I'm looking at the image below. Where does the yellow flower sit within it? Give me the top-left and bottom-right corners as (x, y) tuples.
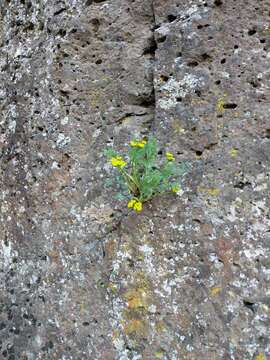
(255, 354), (266, 360)
(138, 140), (147, 148)
(130, 139), (147, 148)
(133, 201), (142, 212)
(171, 185), (180, 193)
(166, 152), (175, 161)
(111, 156), (126, 168)
(127, 199), (143, 212)
(130, 140), (138, 147)
(128, 199), (137, 208)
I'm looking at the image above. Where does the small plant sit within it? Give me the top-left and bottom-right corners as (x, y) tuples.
(104, 137), (188, 212)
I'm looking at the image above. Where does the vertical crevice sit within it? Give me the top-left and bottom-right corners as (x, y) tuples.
(147, 0), (157, 134)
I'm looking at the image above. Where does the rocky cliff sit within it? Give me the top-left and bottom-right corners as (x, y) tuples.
(0, 0), (269, 359)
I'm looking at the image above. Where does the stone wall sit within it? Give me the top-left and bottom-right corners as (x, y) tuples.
(0, 0), (269, 359)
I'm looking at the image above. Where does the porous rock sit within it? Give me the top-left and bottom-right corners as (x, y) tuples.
(0, 0), (269, 359)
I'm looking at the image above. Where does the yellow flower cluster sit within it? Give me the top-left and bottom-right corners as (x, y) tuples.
(130, 139), (147, 148)
(128, 199), (143, 212)
(171, 185), (180, 193)
(111, 156), (127, 168)
(166, 152), (175, 161)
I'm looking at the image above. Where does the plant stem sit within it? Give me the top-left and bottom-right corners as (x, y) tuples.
(131, 162), (140, 189)
(119, 168), (139, 194)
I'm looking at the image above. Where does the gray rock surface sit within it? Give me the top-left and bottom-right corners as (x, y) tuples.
(0, 0), (269, 359)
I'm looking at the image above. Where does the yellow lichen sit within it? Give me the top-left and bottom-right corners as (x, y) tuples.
(198, 186), (221, 197)
(155, 350), (165, 358)
(123, 319), (147, 336)
(124, 288), (148, 309)
(229, 148), (238, 157)
(155, 320), (167, 333)
(112, 329), (120, 340)
(107, 282), (118, 294)
(216, 94), (227, 112)
(134, 271), (151, 290)
(263, 24), (270, 33)
(210, 287), (222, 296)
(191, 98), (209, 105)
(80, 303), (86, 315)
(171, 121), (186, 134)
(89, 90), (103, 108)
(207, 188), (221, 196)
(121, 272), (152, 339)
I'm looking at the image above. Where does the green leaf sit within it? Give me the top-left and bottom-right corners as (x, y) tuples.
(104, 147), (118, 158)
(114, 192), (126, 201)
(104, 178), (114, 188)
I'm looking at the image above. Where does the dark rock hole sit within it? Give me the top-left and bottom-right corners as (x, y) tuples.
(58, 29), (66, 37)
(187, 60), (199, 67)
(265, 129), (270, 138)
(197, 24), (210, 29)
(243, 300), (256, 312)
(86, 0), (107, 5)
(157, 35), (167, 43)
(233, 181), (251, 189)
(142, 37), (157, 55)
(53, 8), (67, 16)
(160, 75), (169, 82)
(223, 103), (237, 109)
(167, 14), (177, 22)
(214, 0), (223, 5)
(248, 29), (256, 36)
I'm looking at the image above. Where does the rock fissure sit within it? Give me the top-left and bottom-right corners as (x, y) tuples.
(0, 0), (269, 359)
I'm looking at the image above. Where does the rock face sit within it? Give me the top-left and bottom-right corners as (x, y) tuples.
(0, 0), (269, 359)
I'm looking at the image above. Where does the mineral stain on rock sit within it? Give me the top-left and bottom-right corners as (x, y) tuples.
(0, 0), (270, 359)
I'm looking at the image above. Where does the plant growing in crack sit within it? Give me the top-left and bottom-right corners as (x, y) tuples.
(104, 137), (188, 212)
